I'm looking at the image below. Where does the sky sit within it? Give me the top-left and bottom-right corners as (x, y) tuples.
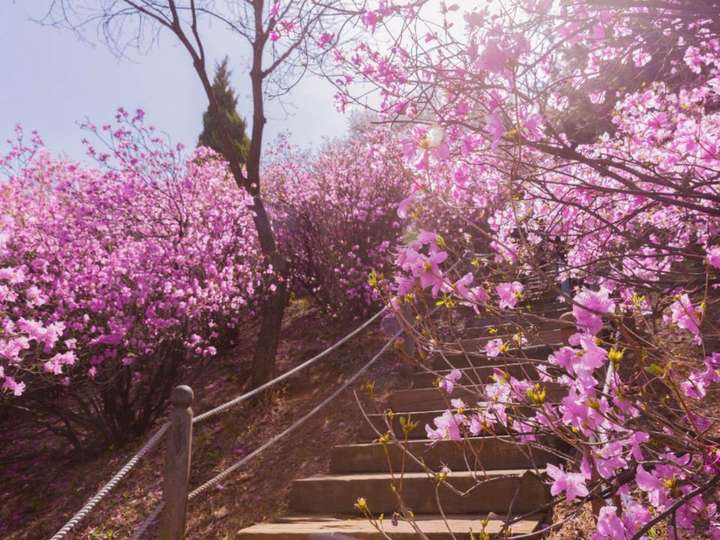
(0, 2), (349, 162)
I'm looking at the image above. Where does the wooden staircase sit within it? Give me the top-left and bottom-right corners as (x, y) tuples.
(237, 298), (569, 539)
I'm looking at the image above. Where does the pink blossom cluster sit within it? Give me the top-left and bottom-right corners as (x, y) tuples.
(333, 0), (720, 535)
(0, 111), (262, 400)
(264, 127), (411, 314)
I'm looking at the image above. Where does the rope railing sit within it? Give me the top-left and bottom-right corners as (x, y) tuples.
(131, 327), (404, 537)
(49, 423), (171, 540)
(47, 306), (390, 540)
(190, 328), (401, 500)
(193, 306), (387, 424)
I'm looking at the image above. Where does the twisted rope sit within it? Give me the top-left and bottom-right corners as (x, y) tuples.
(49, 422), (170, 540)
(192, 306), (387, 425)
(60, 307), (390, 539)
(129, 327), (403, 538)
(188, 327), (402, 499)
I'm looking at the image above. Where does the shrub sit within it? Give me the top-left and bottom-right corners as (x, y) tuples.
(0, 111), (262, 450)
(265, 127), (412, 315)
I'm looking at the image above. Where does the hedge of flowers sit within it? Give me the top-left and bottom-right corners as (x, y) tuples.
(264, 126), (412, 315)
(0, 111), (262, 446)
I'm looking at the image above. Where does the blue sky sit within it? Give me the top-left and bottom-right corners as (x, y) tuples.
(0, 2), (348, 161)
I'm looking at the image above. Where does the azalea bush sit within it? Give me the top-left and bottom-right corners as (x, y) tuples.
(334, 0), (720, 537)
(0, 111), (262, 449)
(264, 126), (412, 314)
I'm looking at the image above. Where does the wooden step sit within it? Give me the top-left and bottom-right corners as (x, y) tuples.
(330, 436), (557, 474)
(464, 308), (569, 328)
(462, 318), (571, 338)
(360, 407), (533, 440)
(289, 469), (549, 515)
(431, 343), (558, 369)
(388, 382), (565, 412)
(236, 514), (543, 538)
(460, 328), (565, 349)
(411, 363), (541, 387)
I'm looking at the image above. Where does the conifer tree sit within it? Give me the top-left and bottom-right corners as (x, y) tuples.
(198, 57), (250, 162)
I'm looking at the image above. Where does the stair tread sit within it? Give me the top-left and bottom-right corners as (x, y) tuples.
(392, 380), (564, 393)
(388, 381), (565, 410)
(415, 363), (540, 377)
(330, 436), (557, 473)
(295, 468), (540, 482)
(334, 435), (543, 450)
(237, 514), (542, 537)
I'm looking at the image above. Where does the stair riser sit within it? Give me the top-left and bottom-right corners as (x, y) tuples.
(389, 384), (565, 413)
(237, 516), (543, 539)
(289, 473), (549, 515)
(360, 408), (532, 440)
(462, 320), (569, 338)
(430, 347), (555, 369)
(460, 329), (564, 348)
(330, 439), (558, 474)
(464, 309), (569, 329)
(411, 364), (540, 387)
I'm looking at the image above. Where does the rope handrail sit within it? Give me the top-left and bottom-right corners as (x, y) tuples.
(190, 327), (401, 498)
(132, 327), (404, 537)
(49, 422), (171, 540)
(47, 306), (388, 540)
(192, 306), (387, 424)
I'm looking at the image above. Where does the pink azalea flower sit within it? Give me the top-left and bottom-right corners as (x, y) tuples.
(454, 273), (489, 305)
(2, 376), (26, 396)
(43, 351), (76, 375)
(269, 1), (280, 18)
(486, 112), (505, 145)
(361, 10), (378, 32)
(665, 294), (701, 343)
(684, 45), (704, 74)
(512, 419), (536, 443)
(485, 338), (504, 357)
(397, 195), (414, 218)
(479, 40), (511, 72)
(707, 246), (720, 269)
(549, 346), (576, 372)
(439, 368), (462, 394)
(595, 441), (627, 479)
(496, 281), (523, 309)
(415, 251), (448, 296)
(468, 415), (485, 435)
(0, 336), (30, 362)
(635, 465), (663, 507)
(629, 432), (649, 461)
(593, 506), (628, 539)
(450, 398), (466, 409)
(546, 463), (589, 501)
(425, 410), (466, 442)
(573, 288), (615, 336)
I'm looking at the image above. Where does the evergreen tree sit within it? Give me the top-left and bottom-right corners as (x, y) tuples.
(198, 57), (250, 162)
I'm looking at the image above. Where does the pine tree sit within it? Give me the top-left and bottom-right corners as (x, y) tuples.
(198, 57), (250, 162)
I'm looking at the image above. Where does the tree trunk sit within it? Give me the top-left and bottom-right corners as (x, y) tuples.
(243, 18), (289, 388)
(184, 5), (289, 389)
(252, 280), (289, 386)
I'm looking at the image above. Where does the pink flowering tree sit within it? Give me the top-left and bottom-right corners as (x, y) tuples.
(337, 0), (720, 536)
(264, 125), (412, 314)
(42, 0), (415, 390)
(0, 112), (262, 449)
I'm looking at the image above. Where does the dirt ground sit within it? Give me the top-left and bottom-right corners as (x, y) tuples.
(0, 302), (409, 540)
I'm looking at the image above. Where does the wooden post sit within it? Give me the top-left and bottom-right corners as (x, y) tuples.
(160, 385), (194, 540)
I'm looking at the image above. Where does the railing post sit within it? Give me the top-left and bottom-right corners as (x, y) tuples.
(160, 385), (194, 540)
